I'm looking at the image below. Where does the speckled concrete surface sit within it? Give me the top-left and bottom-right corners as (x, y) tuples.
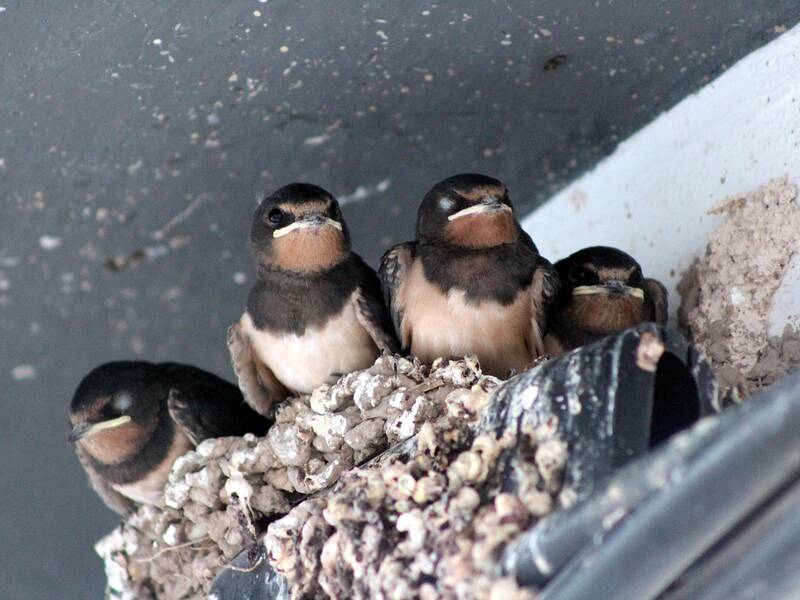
(0, 2), (797, 598)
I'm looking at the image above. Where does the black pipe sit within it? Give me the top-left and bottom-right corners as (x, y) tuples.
(662, 473), (800, 600)
(480, 323), (716, 504)
(527, 371), (800, 600)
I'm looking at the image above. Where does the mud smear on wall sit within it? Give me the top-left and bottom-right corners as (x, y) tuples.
(679, 177), (800, 399)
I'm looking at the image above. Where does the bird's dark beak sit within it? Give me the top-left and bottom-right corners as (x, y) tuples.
(604, 279), (645, 299)
(604, 280), (627, 295)
(302, 213), (337, 227)
(272, 213), (342, 238)
(572, 281), (645, 300)
(448, 197), (511, 221)
(69, 422), (92, 443)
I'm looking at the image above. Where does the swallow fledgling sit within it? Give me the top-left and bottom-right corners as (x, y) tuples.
(544, 246), (668, 356)
(228, 183), (399, 416)
(379, 173), (559, 378)
(69, 361), (273, 515)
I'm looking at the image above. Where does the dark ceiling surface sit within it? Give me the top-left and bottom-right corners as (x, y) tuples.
(0, 1), (797, 598)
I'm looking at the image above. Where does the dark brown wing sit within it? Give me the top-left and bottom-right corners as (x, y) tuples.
(378, 242), (415, 350)
(227, 321), (288, 417)
(75, 444), (137, 516)
(353, 280), (400, 354)
(529, 255), (561, 356)
(167, 381), (273, 447)
(643, 278), (669, 324)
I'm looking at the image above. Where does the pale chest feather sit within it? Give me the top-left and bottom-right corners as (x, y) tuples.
(401, 261), (534, 377)
(241, 295), (379, 394)
(112, 430), (193, 505)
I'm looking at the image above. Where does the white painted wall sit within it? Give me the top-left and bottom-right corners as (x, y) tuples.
(522, 24), (800, 333)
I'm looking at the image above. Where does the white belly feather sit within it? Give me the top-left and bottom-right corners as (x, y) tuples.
(402, 261), (533, 376)
(241, 296), (378, 394)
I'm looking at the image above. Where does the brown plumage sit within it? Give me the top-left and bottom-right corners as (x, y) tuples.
(229, 183), (398, 417)
(379, 173), (559, 378)
(544, 246), (668, 356)
(69, 361), (272, 515)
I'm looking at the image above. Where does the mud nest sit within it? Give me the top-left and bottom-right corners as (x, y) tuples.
(97, 355), (567, 599)
(264, 388), (566, 600)
(679, 177), (800, 398)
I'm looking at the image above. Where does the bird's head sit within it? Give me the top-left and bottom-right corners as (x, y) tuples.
(69, 362), (164, 463)
(416, 173), (519, 249)
(250, 183), (350, 273)
(555, 246), (648, 332)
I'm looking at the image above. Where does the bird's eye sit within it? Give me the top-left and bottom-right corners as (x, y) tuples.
(112, 392), (132, 413)
(629, 268), (643, 286)
(267, 208), (284, 225)
(329, 203), (341, 220)
(570, 266), (598, 285)
(438, 196), (454, 211)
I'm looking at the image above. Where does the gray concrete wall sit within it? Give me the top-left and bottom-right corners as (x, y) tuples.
(1, 2), (797, 598)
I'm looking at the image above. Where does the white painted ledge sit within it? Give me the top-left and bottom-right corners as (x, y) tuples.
(522, 24), (800, 332)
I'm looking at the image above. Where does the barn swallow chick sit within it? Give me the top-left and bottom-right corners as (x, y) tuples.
(544, 246), (668, 356)
(379, 173), (559, 378)
(69, 361), (272, 515)
(228, 183), (399, 416)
